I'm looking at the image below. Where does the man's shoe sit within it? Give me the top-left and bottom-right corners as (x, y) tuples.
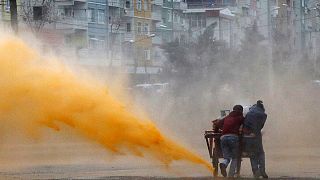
(261, 171), (268, 179)
(253, 170), (260, 178)
(219, 163), (227, 177)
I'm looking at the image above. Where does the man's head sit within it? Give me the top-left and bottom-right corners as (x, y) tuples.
(256, 100), (265, 110)
(233, 105), (243, 113)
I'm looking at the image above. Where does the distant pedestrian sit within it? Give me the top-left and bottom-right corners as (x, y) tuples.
(215, 105), (244, 177)
(243, 100), (268, 178)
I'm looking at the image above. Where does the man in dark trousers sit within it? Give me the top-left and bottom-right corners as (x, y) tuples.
(243, 100), (268, 178)
(216, 105), (244, 177)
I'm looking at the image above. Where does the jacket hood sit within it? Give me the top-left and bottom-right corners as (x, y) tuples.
(249, 104), (265, 113)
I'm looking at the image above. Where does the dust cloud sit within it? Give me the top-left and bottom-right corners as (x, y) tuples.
(135, 27), (320, 176)
(0, 33), (213, 173)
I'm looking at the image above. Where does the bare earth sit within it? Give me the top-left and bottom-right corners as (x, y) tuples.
(0, 141), (319, 179)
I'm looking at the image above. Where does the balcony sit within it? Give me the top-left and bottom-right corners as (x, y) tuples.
(56, 16), (88, 30)
(151, 0), (163, 6)
(152, 11), (162, 21)
(152, 36), (162, 45)
(123, 32), (134, 42)
(55, 0), (74, 6)
(174, 2), (187, 10)
(123, 8), (134, 17)
(74, 0), (86, 3)
(108, 0), (124, 8)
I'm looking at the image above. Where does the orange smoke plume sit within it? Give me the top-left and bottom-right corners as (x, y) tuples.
(0, 36), (213, 172)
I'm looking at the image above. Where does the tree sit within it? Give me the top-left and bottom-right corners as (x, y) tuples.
(236, 22), (269, 98)
(161, 22), (228, 80)
(21, 0), (57, 33)
(109, 13), (122, 67)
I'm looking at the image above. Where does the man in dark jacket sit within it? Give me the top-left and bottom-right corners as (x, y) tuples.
(243, 100), (268, 178)
(216, 105), (244, 177)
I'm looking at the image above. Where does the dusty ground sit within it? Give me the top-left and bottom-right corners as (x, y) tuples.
(0, 140), (319, 179)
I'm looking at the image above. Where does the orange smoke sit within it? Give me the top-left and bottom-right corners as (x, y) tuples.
(0, 36), (212, 172)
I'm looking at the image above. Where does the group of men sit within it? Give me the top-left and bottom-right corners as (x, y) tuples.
(214, 100), (268, 178)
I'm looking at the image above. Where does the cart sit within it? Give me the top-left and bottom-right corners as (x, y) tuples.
(204, 110), (250, 177)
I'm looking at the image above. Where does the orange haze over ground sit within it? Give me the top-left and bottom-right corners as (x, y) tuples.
(0, 36), (212, 172)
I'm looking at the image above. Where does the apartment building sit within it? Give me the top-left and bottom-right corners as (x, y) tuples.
(55, 0), (88, 57)
(0, 0), (12, 27)
(121, 0), (159, 82)
(182, 0), (238, 47)
(87, 0), (108, 64)
(108, 0), (125, 67)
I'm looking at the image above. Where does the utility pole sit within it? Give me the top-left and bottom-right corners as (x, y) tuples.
(267, 0), (271, 41)
(267, 0), (274, 97)
(106, 0), (110, 68)
(171, 0), (174, 41)
(229, 19), (232, 48)
(9, 0), (18, 34)
(300, 0), (305, 51)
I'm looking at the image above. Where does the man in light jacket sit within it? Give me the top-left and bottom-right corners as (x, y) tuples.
(243, 100), (268, 178)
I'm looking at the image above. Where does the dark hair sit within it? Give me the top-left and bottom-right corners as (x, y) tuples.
(257, 100), (265, 110)
(233, 105), (243, 112)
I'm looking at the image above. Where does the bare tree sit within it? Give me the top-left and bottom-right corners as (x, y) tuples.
(21, 0), (57, 33)
(109, 9), (122, 67)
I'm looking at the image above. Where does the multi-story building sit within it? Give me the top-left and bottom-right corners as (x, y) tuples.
(149, 0), (188, 77)
(304, 0), (320, 77)
(108, 0), (126, 67)
(182, 0), (238, 47)
(0, 0), (12, 27)
(157, 0), (188, 43)
(55, 0), (88, 58)
(86, 0), (108, 65)
(121, 0), (160, 82)
(54, 0), (109, 68)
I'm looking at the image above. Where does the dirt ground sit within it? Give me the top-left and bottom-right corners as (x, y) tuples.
(0, 140), (319, 179)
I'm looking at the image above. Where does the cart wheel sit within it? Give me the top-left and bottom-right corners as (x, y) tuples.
(236, 158), (242, 177)
(212, 152), (219, 177)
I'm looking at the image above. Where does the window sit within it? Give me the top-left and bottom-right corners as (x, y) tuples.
(89, 36), (105, 49)
(144, 0), (148, 10)
(137, 0), (142, 11)
(65, 34), (71, 45)
(97, 10), (105, 24)
(126, 23), (131, 32)
(137, 22), (142, 34)
(33, 6), (43, 21)
(144, 49), (150, 60)
(144, 23), (149, 35)
(174, 12), (178, 22)
(197, 15), (202, 27)
(88, 8), (95, 22)
(89, 36), (97, 49)
(5, 0), (10, 12)
(180, 14), (184, 24)
(64, 7), (73, 17)
(191, 15), (197, 27)
(202, 16), (206, 27)
(162, 17), (167, 24)
(242, 7), (249, 16)
(168, 11), (171, 22)
(257, 0), (261, 8)
(97, 37), (105, 49)
(126, 0), (130, 8)
(223, 0), (236, 6)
